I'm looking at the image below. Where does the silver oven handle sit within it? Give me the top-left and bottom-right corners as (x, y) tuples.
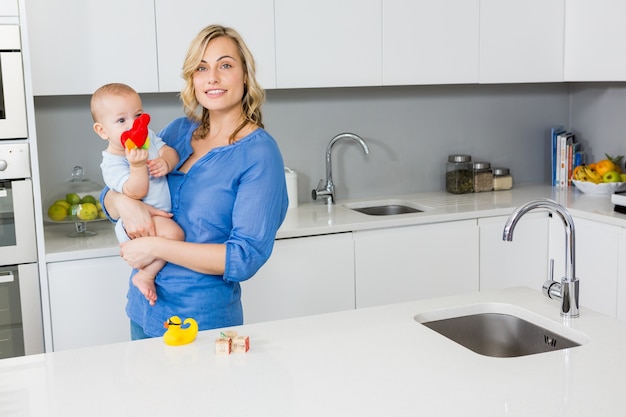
(0, 270), (14, 283)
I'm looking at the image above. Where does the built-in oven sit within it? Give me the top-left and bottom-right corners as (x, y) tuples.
(0, 25), (28, 140)
(0, 143), (43, 358)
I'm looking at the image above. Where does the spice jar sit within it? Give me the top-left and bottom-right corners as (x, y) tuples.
(473, 161), (493, 192)
(446, 154), (474, 194)
(493, 167), (513, 191)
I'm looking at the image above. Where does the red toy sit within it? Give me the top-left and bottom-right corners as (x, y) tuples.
(120, 113), (151, 150)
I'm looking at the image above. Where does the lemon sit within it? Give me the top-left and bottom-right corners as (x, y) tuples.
(48, 203), (68, 221)
(66, 193), (81, 205)
(54, 199), (71, 210)
(76, 203), (98, 220)
(80, 194), (97, 204)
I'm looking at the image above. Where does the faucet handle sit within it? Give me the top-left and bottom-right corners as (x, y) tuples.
(311, 179), (324, 200)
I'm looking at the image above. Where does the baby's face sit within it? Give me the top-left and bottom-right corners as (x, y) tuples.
(96, 93), (144, 151)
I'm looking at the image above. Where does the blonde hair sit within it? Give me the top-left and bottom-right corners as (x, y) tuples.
(180, 25), (265, 143)
(90, 83), (139, 122)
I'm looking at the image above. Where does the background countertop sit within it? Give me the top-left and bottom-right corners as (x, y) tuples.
(43, 184), (626, 262)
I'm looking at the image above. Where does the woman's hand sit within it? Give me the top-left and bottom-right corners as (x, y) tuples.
(104, 189), (172, 239)
(119, 237), (160, 270)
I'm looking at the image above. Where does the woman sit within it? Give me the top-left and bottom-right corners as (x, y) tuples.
(103, 25), (288, 339)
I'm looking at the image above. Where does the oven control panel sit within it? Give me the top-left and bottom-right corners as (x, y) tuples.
(0, 143), (30, 180)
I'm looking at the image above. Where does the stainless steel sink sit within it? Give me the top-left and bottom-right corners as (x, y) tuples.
(351, 204), (422, 216)
(415, 303), (587, 358)
(344, 200), (429, 216)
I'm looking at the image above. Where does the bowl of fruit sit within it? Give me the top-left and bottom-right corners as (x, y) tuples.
(572, 155), (626, 196)
(44, 166), (107, 236)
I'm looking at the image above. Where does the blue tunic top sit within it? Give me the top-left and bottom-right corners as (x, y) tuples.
(119, 117), (288, 336)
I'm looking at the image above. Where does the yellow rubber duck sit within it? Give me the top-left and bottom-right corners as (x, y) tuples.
(163, 316), (198, 346)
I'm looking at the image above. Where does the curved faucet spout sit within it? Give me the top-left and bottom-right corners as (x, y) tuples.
(312, 132), (370, 204)
(502, 198), (579, 318)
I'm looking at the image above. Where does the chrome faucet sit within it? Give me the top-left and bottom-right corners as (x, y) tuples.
(502, 199), (579, 318)
(312, 132), (370, 204)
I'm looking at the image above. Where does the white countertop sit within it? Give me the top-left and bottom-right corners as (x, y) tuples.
(2, 287), (626, 416)
(43, 184), (626, 262)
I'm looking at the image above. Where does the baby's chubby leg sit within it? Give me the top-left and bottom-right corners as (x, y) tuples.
(153, 215), (185, 241)
(132, 266), (159, 306)
(131, 216), (184, 306)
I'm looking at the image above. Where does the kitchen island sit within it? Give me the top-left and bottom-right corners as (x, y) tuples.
(2, 287), (625, 416)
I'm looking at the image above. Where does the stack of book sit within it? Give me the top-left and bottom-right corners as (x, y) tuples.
(551, 126), (585, 187)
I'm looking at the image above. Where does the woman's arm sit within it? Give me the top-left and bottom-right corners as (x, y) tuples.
(120, 237), (226, 275)
(102, 188), (171, 238)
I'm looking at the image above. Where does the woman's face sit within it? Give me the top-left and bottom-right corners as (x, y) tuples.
(193, 36), (246, 117)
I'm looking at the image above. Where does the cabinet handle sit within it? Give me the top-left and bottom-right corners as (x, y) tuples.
(0, 271), (14, 284)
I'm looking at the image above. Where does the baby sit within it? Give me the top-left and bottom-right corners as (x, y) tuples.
(91, 83), (184, 306)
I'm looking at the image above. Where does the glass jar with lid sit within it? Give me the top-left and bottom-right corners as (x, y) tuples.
(493, 167), (513, 191)
(473, 161), (493, 192)
(446, 154), (474, 194)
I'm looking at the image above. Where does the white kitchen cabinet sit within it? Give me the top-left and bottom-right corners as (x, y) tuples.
(354, 220), (479, 308)
(154, 0), (275, 92)
(274, 0), (381, 88)
(617, 228), (626, 321)
(549, 216), (619, 317)
(0, 0), (18, 16)
(479, 0), (564, 83)
(564, 0), (626, 81)
(479, 213), (549, 291)
(241, 233), (355, 324)
(24, 0), (158, 95)
(47, 256), (131, 351)
(382, 0), (479, 86)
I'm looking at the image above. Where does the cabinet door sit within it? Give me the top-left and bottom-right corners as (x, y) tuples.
(47, 256), (131, 351)
(617, 228), (626, 321)
(479, 0), (564, 83)
(479, 213), (549, 291)
(354, 220), (479, 309)
(154, 0), (275, 92)
(25, 0), (158, 95)
(0, 0), (18, 16)
(550, 216), (618, 317)
(241, 233), (355, 324)
(275, 0), (381, 88)
(564, 0), (626, 81)
(383, 0), (479, 85)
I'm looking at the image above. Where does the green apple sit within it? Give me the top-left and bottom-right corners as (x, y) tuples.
(602, 170), (621, 183)
(620, 173), (626, 182)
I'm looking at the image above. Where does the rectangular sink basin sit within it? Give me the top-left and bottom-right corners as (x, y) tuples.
(414, 303), (587, 358)
(344, 199), (429, 216)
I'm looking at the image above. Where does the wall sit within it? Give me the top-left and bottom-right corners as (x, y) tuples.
(34, 83), (570, 205)
(569, 83), (626, 163)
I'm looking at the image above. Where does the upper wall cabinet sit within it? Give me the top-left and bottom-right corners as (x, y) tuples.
(479, 0), (564, 83)
(154, 0), (276, 93)
(275, 0), (381, 89)
(382, 0), (479, 85)
(564, 0), (626, 81)
(0, 0), (18, 16)
(25, 0), (158, 96)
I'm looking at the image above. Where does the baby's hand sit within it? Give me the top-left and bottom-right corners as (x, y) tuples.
(126, 148), (149, 167)
(147, 157), (170, 177)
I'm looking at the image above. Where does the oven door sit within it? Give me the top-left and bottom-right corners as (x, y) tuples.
(0, 178), (37, 265)
(0, 263), (43, 358)
(0, 25), (28, 140)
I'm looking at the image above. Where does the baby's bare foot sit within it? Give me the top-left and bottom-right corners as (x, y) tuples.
(132, 272), (157, 306)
